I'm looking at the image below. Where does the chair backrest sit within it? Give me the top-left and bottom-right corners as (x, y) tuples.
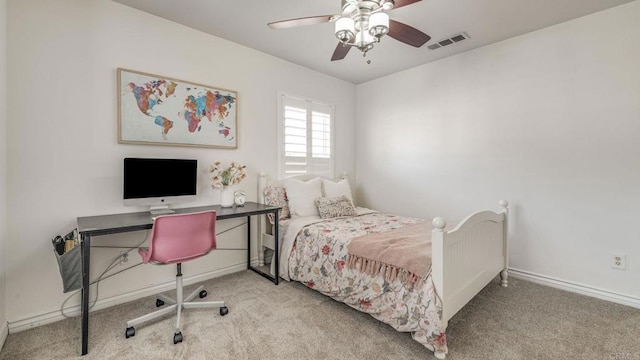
(145, 210), (217, 264)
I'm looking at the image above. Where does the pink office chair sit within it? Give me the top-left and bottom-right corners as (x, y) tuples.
(125, 210), (228, 344)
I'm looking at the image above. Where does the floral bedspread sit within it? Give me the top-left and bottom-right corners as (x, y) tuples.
(287, 212), (448, 354)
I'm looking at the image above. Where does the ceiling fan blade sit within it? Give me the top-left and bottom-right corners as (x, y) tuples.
(388, 19), (431, 48)
(392, 0), (422, 9)
(331, 42), (352, 61)
(268, 15), (335, 29)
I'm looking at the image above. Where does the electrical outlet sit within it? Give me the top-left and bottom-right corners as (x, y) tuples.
(120, 251), (129, 264)
(611, 253), (626, 270)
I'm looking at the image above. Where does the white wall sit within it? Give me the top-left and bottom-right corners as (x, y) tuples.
(5, 0), (356, 327)
(0, 0), (7, 346)
(356, 2), (640, 300)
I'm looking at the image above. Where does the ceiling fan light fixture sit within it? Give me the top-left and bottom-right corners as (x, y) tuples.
(368, 12), (390, 38)
(335, 17), (355, 43)
(355, 30), (375, 52)
(381, 0), (395, 11)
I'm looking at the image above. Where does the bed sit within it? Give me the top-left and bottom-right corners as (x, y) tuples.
(257, 173), (509, 359)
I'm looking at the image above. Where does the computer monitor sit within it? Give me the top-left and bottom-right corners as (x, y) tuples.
(123, 157), (197, 215)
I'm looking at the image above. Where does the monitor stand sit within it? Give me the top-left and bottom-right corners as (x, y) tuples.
(150, 205), (175, 215)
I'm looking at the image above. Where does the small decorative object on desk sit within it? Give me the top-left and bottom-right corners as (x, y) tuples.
(210, 161), (247, 207)
(234, 190), (246, 206)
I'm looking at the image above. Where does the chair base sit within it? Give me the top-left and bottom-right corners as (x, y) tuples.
(125, 273), (227, 343)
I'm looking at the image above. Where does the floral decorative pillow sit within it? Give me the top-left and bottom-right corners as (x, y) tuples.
(314, 196), (356, 219)
(263, 185), (290, 223)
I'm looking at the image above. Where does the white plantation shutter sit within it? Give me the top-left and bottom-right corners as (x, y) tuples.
(279, 93), (335, 179)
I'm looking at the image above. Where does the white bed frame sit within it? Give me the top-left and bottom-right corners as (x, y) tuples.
(257, 173), (508, 360)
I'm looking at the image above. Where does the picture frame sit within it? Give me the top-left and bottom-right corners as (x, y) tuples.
(117, 68), (238, 149)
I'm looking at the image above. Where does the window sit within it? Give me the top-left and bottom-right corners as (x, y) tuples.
(278, 92), (335, 179)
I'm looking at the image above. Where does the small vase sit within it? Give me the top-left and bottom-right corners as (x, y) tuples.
(220, 186), (234, 208)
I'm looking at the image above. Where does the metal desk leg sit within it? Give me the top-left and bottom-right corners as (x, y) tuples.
(246, 215), (250, 270)
(274, 210), (279, 285)
(81, 233), (91, 355)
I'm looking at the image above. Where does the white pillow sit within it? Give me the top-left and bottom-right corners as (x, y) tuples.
(283, 177), (322, 217)
(322, 178), (354, 205)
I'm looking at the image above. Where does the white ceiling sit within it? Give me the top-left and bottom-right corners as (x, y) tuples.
(112, 0), (633, 84)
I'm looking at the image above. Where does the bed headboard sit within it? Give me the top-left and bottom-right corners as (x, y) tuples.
(257, 172), (348, 205)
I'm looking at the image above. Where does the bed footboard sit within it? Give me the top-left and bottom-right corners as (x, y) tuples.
(431, 201), (509, 323)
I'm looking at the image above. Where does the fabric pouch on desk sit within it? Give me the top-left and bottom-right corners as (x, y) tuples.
(53, 238), (82, 293)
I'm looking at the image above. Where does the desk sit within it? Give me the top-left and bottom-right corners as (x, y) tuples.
(76, 202), (280, 355)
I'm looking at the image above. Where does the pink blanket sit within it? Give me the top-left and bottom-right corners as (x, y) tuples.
(346, 221), (433, 287)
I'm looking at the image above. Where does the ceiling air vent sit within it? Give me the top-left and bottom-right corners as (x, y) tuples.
(428, 32), (470, 50)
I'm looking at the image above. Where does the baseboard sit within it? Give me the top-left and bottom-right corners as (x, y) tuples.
(509, 268), (640, 309)
(0, 320), (8, 352)
(9, 260), (259, 334)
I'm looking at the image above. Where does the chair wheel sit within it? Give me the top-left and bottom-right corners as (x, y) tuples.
(125, 327), (135, 338)
(199, 290), (207, 298)
(220, 306), (229, 316)
(173, 332), (183, 344)
(156, 299), (165, 307)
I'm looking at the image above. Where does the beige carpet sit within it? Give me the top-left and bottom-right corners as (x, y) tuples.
(1, 270), (639, 360)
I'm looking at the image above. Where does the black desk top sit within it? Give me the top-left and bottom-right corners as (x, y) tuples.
(77, 202), (279, 236)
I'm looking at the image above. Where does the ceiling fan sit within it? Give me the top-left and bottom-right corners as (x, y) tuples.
(268, 0), (431, 61)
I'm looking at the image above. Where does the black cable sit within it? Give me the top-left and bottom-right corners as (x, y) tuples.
(59, 230), (150, 318)
(59, 221), (249, 317)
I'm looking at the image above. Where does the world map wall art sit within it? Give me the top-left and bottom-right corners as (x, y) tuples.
(118, 68), (238, 149)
